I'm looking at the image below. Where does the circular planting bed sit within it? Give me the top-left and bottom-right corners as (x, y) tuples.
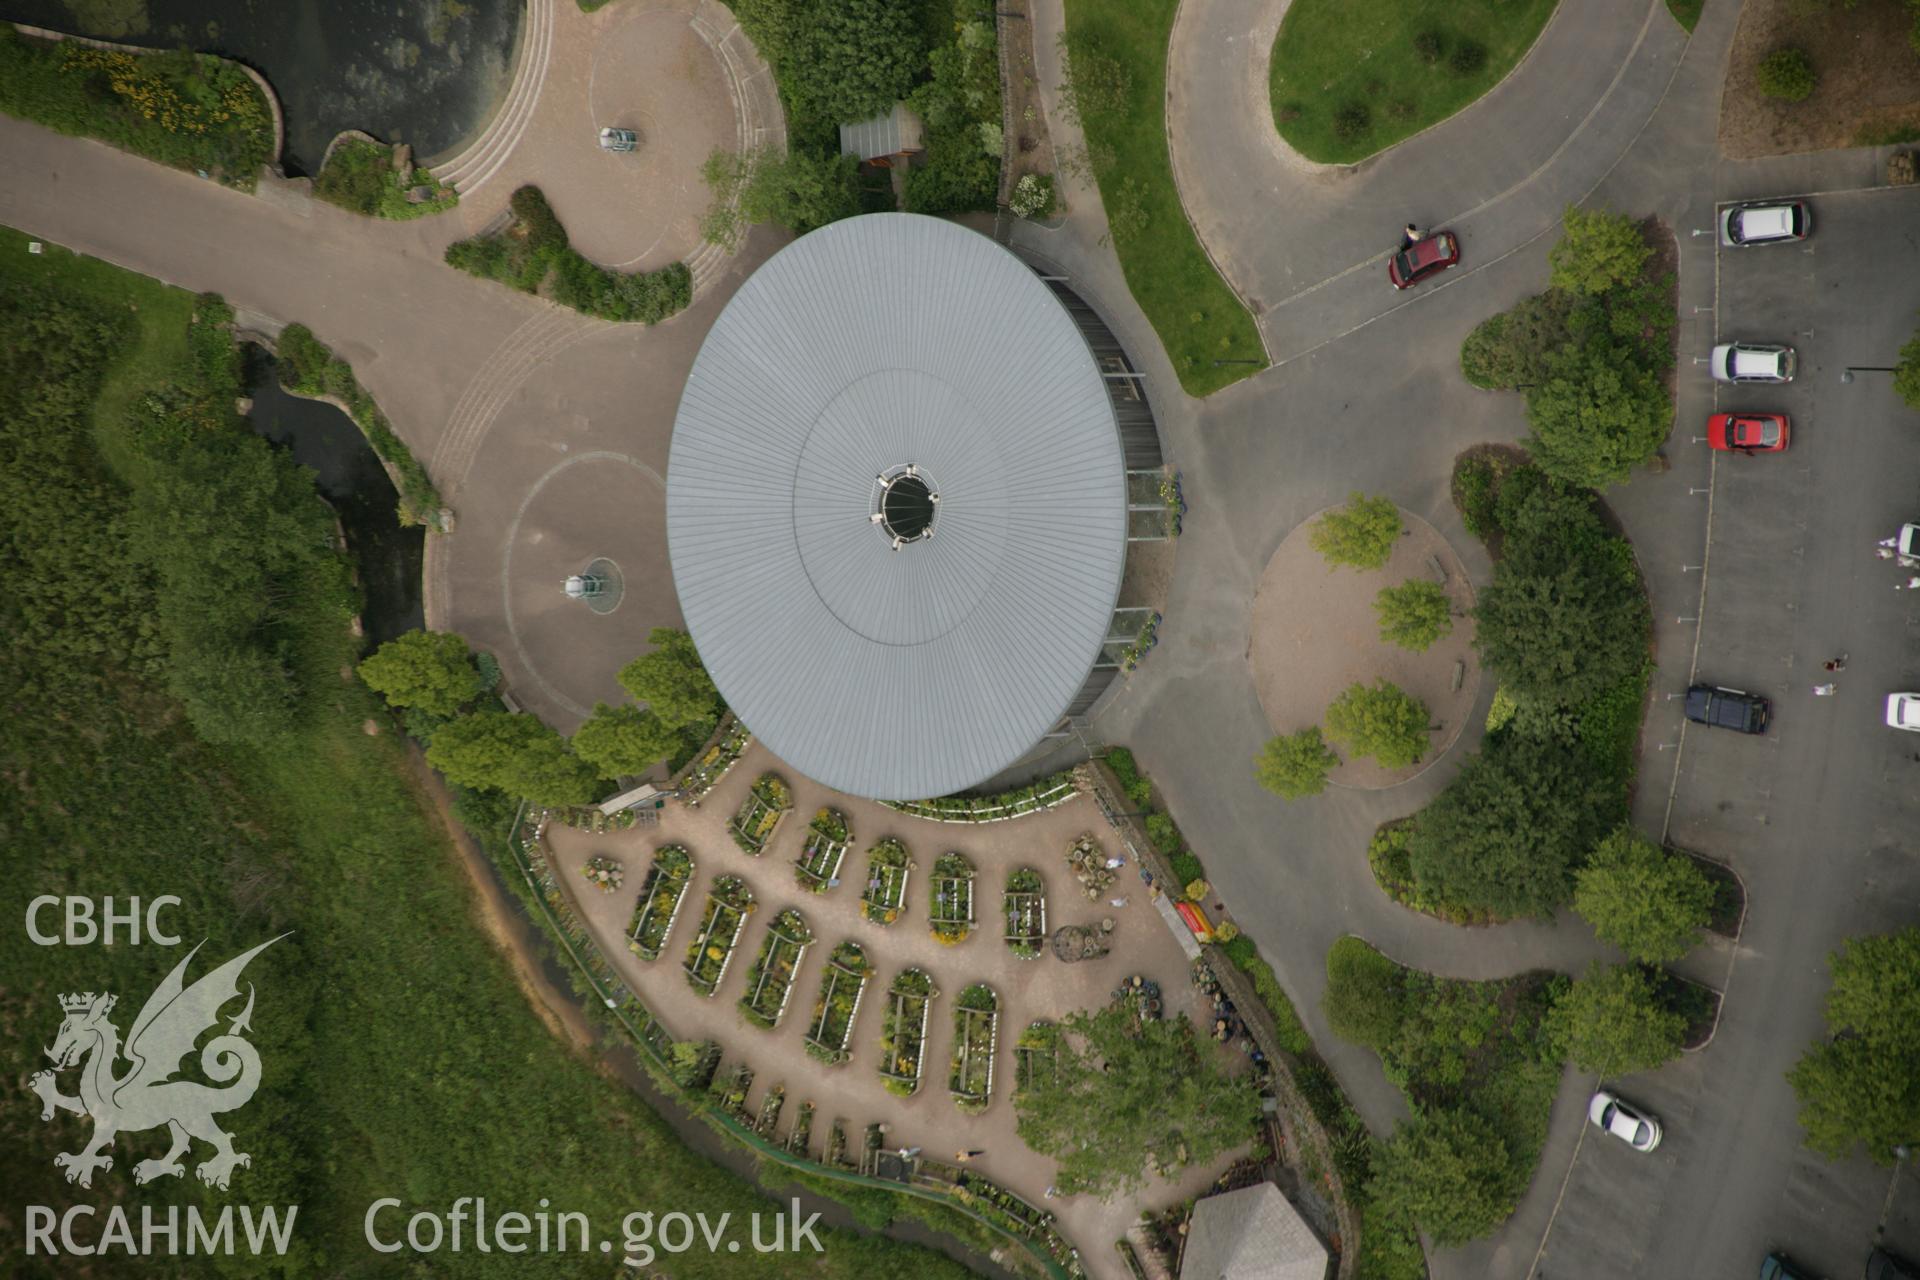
(1250, 506), (1482, 789)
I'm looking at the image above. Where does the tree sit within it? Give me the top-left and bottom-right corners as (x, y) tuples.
(1323, 937), (1404, 1051)
(1459, 289), (1576, 390)
(1574, 828), (1715, 963)
(1255, 727), (1340, 799)
(1523, 335), (1674, 487)
(1325, 680), (1430, 769)
(1014, 1005), (1259, 1196)
(1550, 962), (1685, 1077)
(1755, 46), (1816, 102)
(1369, 1107), (1518, 1247)
(1406, 732), (1617, 918)
(1894, 326), (1920, 412)
(1309, 492), (1402, 570)
(616, 628), (720, 731)
(357, 630), (483, 717)
(788, 0), (923, 125)
(1472, 482), (1649, 708)
(572, 703), (681, 777)
(1374, 579), (1453, 651)
(1788, 929), (1920, 1162)
(1548, 206), (1651, 297)
(701, 148), (863, 248)
(426, 711), (600, 805)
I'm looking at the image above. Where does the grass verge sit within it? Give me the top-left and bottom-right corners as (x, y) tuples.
(1665, 0), (1703, 32)
(1061, 0), (1266, 396)
(1268, 0), (1559, 164)
(0, 26), (273, 182)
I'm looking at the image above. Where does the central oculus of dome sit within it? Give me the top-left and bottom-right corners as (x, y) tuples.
(873, 464), (938, 547)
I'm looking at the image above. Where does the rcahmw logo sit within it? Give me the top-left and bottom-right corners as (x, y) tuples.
(23, 906), (298, 1258)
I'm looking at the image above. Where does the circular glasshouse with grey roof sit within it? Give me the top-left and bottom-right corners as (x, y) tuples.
(667, 214), (1163, 802)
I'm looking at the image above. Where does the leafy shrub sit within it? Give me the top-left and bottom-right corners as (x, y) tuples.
(1549, 206), (1653, 297)
(1448, 40), (1487, 75)
(1325, 680), (1430, 769)
(1311, 492), (1403, 570)
(1010, 172), (1056, 219)
(1332, 102), (1372, 141)
(1144, 812), (1183, 856)
(1255, 726), (1341, 799)
(1170, 851), (1205, 885)
(511, 185), (570, 252)
(1547, 963), (1686, 1076)
(1756, 46), (1816, 102)
(1374, 579), (1453, 651)
(1454, 456), (1500, 538)
(1370, 1107), (1518, 1247)
(1324, 937), (1404, 1050)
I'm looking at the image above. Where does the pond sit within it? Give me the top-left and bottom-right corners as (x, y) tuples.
(243, 344), (423, 647)
(3, 0), (521, 174)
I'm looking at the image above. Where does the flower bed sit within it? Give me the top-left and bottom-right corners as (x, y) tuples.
(795, 808), (851, 893)
(929, 851), (976, 944)
(879, 968), (936, 1097)
(1003, 867), (1047, 959)
(860, 838), (913, 926)
(738, 908), (814, 1030)
(581, 854), (624, 894)
(729, 772), (792, 855)
(948, 983), (999, 1112)
(883, 768), (1081, 823)
(626, 845), (694, 960)
(677, 718), (749, 803)
(804, 940), (872, 1065)
(711, 1061), (754, 1118)
(683, 875), (755, 996)
(786, 1100), (815, 1154)
(1014, 1020), (1059, 1095)
(755, 1084), (785, 1135)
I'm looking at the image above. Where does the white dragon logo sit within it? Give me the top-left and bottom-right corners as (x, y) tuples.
(31, 936), (284, 1191)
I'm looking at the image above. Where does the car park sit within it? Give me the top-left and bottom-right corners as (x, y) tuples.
(1867, 1247), (1920, 1280)
(1711, 343), (1797, 384)
(1760, 1253), (1816, 1280)
(1887, 693), (1920, 732)
(1685, 684), (1771, 734)
(1708, 412), (1790, 453)
(1720, 199), (1811, 247)
(1587, 1090), (1662, 1152)
(1387, 230), (1460, 289)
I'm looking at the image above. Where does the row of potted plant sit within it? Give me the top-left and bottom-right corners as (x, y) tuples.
(929, 852), (976, 944)
(860, 838), (913, 925)
(794, 807), (850, 893)
(729, 771), (792, 855)
(683, 874), (755, 996)
(627, 844), (695, 961)
(879, 968), (936, 1097)
(1003, 867), (1047, 959)
(737, 908), (813, 1030)
(803, 940), (872, 1065)
(882, 768), (1082, 823)
(949, 982), (999, 1113)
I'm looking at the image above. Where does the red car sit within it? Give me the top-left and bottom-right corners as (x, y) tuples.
(1388, 230), (1460, 289)
(1707, 412), (1789, 453)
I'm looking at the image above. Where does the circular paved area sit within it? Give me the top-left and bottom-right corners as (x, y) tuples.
(1249, 507), (1480, 789)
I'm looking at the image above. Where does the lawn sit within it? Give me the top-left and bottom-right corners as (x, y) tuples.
(1666, 0), (1703, 31)
(1268, 0), (1560, 164)
(0, 235), (980, 1280)
(1062, 0), (1267, 396)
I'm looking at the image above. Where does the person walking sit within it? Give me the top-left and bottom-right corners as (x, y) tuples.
(1403, 222), (1423, 243)
(955, 1149), (983, 1162)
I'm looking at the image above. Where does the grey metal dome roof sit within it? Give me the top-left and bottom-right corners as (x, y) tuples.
(667, 214), (1126, 801)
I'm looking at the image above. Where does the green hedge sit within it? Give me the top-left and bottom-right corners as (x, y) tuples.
(445, 186), (692, 324)
(314, 137), (457, 219)
(275, 322), (445, 527)
(0, 29), (273, 182)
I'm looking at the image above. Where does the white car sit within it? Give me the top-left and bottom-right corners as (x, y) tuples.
(1901, 523), (1920, 558)
(1710, 343), (1797, 384)
(1719, 199), (1811, 247)
(1588, 1089), (1662, 1152)
(1888, 693), (1920, 732)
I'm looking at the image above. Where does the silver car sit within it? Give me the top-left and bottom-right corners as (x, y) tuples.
(1710, 342), (1796, 384)
(1719, 199), (1811, 247)
(1588, 1089), (1662, 1152)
